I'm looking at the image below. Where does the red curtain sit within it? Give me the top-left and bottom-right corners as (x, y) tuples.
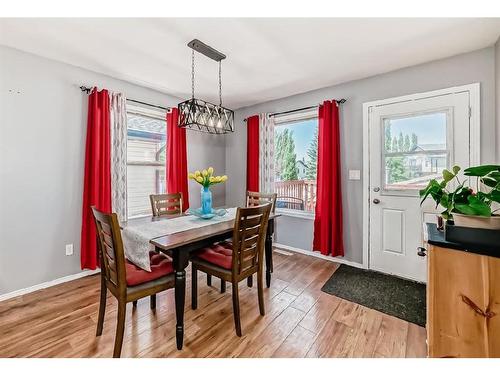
(166, 108), (189, 210)
(80, 89), (112, 270)
(246, 115), (260, 192)
(313, 100), (344, 257)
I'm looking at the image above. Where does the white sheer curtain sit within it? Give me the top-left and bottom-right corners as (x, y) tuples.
(110, 92), (128, 222)
(259, 113), (275, 193)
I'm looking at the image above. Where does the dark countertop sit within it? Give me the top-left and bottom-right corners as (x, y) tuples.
(426, 223), (500, 259)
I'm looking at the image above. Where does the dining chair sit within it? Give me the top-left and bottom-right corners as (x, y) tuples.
(190, 203), (272, 336)
(150, 192), (218, 292)
(246, 191), (277, 213)
(150, 192), (183, 217)
(244, 191), (277, 288)
(91, 206), (175, 357)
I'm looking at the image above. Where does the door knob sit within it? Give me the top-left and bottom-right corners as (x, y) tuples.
(373, 198), (380, 204)
(417, 247), (427, 257)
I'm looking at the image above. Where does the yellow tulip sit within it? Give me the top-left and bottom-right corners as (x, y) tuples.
(195, 176), (204, 184)
(194, 170), (201, 177)
(188, 173), (195, 179)
(209, 176), (215, 183)
(208, 167), (214, 176)
(221, 175), (228, 182)
(202, 169), (208, 177)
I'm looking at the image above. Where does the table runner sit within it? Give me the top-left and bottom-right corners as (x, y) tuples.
(122, 208), (237, 271)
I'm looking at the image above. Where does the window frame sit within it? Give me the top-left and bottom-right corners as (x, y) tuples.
(126, 103), (168, 219)
(273, 108), (318, 218)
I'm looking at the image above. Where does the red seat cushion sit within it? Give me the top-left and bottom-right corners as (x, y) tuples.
(196, 242), (233, 269)
(125, 251), (174, 286)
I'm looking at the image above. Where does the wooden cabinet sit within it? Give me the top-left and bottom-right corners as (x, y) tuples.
(427, 244), (500, 357)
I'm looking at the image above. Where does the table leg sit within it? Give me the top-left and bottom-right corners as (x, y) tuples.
(171, 249), (190, 350)
(265, 219), (274, 288)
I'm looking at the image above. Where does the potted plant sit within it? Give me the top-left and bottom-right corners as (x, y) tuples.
(419, 164), (500, 230)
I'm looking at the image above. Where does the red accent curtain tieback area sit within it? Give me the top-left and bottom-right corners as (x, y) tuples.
(166, 108), (190, 210)
(80, 88), (112, 270)
(313, 100), (344, 257)
(246, 115), (260, 192)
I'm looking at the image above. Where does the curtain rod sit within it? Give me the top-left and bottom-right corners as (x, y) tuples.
(79, 86), (172, 112)
(243, 99), (346, 122)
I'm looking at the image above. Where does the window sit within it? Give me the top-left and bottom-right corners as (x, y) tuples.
(383, 111), (449, 192)
(274, 110), (318, 213)
(126, 107), (166, 218)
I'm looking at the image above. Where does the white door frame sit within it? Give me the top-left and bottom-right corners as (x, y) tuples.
(362, 83), (481, 270)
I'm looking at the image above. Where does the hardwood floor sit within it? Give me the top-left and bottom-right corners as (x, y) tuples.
(0, 250), (427, 358)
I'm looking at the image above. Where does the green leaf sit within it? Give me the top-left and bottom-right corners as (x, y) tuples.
(419, 179), (439, 202)
(481, 177), (499, 188)
(455, 204), (478, 216)
(464, 165), (500, 177)
(488, 171), (500, 181)
(442, 169), (454, 182)
(489, 190), (500, 203)
(452, 165), (461, 175)
(467, 195), (492, 216)
(439, 194), (449, 208)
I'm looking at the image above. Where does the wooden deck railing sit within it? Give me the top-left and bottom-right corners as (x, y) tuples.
(274, 180), (317, 212)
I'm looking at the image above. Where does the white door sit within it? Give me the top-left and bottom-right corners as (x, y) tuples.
(368, 90), (473, 282)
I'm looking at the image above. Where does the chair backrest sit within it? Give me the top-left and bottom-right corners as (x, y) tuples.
(231, 203), (272, 277)
(91, 207), (127, 293)
(276, 196), (304, 211)
(150, 193), (183, 217)
(246, 191), (277, 213)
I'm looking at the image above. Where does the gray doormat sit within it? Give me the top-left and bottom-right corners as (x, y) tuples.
(321, 265), (426, 327)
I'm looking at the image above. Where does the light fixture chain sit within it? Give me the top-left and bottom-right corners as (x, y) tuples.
(219, 60), (222, 106)
(191, 49), (195, 99)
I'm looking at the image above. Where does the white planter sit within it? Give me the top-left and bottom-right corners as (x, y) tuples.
(452, 213), (500, 230)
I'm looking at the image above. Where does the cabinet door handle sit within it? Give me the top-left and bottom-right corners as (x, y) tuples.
(417, 247), (427, 257)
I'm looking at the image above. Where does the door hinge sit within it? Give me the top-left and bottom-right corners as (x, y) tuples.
(469, 106), (472, 118)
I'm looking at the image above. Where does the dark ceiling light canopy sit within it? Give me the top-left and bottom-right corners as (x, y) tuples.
(178, 39), (234, 134)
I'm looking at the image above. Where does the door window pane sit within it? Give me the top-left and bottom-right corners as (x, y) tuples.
(383, 112), (448, 191)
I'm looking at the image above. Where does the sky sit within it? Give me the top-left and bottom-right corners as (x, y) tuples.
(275, 118), (318, 162)
(274, 112), (446, 163)
(387, 112), (447, 147)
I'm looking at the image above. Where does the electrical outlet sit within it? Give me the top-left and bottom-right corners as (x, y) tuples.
(65, 244), (74, 256)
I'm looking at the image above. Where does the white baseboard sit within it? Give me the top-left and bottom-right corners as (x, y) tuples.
(274, 243), (365, 269)
(0, 269), (100, 302)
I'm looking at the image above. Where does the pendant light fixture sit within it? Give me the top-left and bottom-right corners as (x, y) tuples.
(177, 39), (234, 134)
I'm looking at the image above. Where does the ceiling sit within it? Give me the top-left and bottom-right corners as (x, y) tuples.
(1, 18), (499, 109)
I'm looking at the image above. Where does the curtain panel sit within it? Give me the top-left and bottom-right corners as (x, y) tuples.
(246, 115), (260, 192)
(80, 88), (112, 270)
(259, 114), (275, 193)
(110, 92), (128, 222)
(313, 100), (344, 257)
(166, 108), (190, 210)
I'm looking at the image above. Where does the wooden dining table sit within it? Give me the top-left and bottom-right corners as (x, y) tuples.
(124, 210), (280, 350)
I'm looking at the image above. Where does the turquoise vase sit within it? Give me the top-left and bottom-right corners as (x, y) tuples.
(201, 186), (213, 215)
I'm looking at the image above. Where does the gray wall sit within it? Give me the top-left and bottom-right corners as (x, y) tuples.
(226, 47), (497, 264)
(0, 46), (226, 295)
